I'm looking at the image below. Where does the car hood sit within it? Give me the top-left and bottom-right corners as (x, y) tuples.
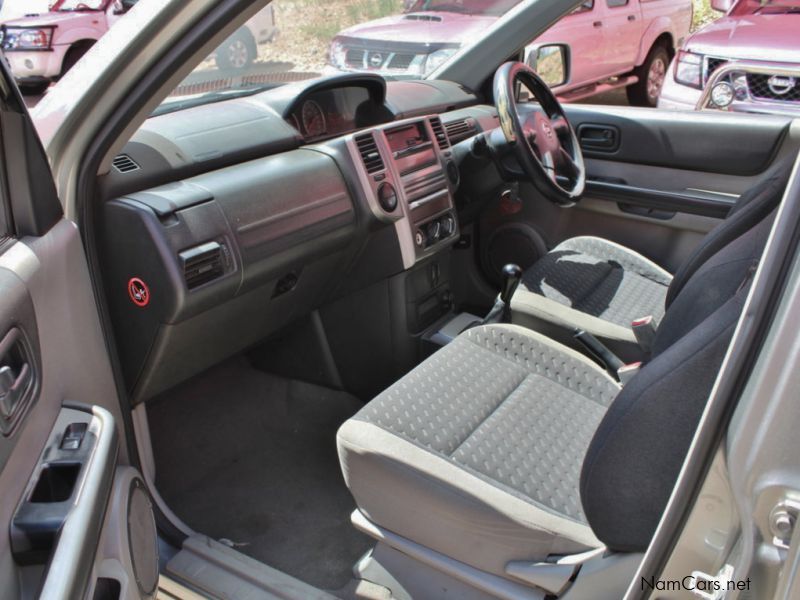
(686, 13), (800, 63)
(2, 11), (98, 28)
(337, 12), (497, 46)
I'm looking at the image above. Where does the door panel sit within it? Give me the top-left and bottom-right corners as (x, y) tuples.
(479, 105), (800, 284)
(0, 61), (154, 600)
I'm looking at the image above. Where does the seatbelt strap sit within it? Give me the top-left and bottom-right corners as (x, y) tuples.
(573, 329), (625, 381)
(631, 315), (657, 354)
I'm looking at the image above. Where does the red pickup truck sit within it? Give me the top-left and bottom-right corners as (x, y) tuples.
(329, 0), (693, 107)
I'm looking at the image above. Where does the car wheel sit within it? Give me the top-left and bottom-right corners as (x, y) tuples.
(18, 82), (50, 96)
(627, 44), (670, 108)
(215, 31), (255, 71)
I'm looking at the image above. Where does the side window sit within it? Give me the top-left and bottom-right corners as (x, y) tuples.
(572, 0), (594, 13)
(607, 0), (629, 7)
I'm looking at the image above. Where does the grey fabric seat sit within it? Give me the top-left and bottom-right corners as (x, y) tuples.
(511, 165), (791, 359)
(338, 165), (791, 583)
(338, 324), (615, 576)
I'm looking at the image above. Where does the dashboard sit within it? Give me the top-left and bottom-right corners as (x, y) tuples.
(97, 73), (492, 404)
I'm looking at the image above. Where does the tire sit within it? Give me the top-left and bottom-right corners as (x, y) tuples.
(626, 44), (670, 108)
(19, 82), (50, 96)
(215, 30), (255, 71)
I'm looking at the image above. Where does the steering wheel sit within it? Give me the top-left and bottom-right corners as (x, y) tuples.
(493, 62), (585, 207)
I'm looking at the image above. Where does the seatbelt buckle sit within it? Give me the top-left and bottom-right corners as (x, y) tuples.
(631, 315), (657, 354)
(617, 362), (642, 385)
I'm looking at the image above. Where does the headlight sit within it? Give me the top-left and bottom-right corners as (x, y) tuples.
(423, 48), (458, 76)
(675, 51), (703, 89)
(329, 40), (347, 69)
(3, 27), (54, 50)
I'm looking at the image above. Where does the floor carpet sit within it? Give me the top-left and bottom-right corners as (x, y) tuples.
(147, 356), (371, 591)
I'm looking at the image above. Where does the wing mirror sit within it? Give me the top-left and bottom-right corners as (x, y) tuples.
(526, 44), (570, 88)
(710, 0), (734, 12)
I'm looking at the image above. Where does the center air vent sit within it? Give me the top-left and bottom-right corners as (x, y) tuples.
(355, 133), (385, 174)
(180, 241), (225, 290)
(444, 118), (478, 144)
(112, 154), (140, 174)
(430, 117), (450, 149)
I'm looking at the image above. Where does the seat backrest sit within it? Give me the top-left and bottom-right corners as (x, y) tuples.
(579, 187), (784, 552)
(665, 161), (792, 308)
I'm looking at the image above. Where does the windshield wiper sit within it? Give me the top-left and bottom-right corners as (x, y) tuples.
(152, 85), (278, 117)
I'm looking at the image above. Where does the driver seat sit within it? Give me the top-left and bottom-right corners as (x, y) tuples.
(510, 164), (790, 360)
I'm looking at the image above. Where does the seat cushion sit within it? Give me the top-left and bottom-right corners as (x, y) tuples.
(511, 237), (673, 359)
(337, 324), (619, 576)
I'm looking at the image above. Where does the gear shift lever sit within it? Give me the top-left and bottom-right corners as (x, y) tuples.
(500, 264), (523, 308)
(475, 263), (522, 327)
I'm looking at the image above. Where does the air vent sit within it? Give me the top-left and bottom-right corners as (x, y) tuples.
(403, 13), (443, 22)
(430, 117), (450, 149)
(444, 119), (477, 144)
(355, 133), (385, 174)
(112, 154), (140, 174)
(180, 241), (225, 290)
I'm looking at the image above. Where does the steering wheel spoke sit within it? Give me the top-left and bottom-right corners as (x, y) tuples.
(558, 147), (581, 178)
(493, 62), (585, 207)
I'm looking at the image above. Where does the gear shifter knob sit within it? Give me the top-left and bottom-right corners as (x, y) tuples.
(500, 264), (523, 305)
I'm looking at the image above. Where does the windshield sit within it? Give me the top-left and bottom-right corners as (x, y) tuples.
(55, 0), (106, 11)
(405, 0), (522, 16)
(731, 0), (800, 14)
(161, 0), (524, 113)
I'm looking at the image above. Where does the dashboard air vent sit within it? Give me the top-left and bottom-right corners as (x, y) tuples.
(430, 117), (450, 149)
(112, 154), (140, 174)
(444, 119), (477, 144)
(180, 242), (225, 290)
(355, 133), (384, 174)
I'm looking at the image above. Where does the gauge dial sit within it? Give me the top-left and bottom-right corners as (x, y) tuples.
(301, 100), (327, 138)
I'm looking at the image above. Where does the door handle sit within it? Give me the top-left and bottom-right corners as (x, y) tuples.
(0, 327), (35, 433)
(577, 123), (620, 153)
(627, 14), (636, 21)
(0, 362), (31, 420)
(593, 21), (603, 27)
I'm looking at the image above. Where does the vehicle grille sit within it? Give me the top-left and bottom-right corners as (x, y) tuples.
(704, 56), (728, 86)
(344, 47), (417, 70)
(747, 73), (800, 103)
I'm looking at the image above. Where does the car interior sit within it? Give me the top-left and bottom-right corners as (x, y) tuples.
(85, 56), (800, 595)
(10, 1), (800, 598)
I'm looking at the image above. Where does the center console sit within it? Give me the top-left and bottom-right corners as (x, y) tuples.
(347, 115), (460, 270)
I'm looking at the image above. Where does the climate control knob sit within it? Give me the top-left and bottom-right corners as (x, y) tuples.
(377, 182), (398, 213)
(442, 214), (456, 237)
(428, 220), (442, 243)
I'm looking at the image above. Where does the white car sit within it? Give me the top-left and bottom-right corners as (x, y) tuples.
(0, 1), (277, 95)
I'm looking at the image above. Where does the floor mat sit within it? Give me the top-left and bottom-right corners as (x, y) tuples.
(147, 357), (371, 591)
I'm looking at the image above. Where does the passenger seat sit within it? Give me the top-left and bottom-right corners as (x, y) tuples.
(335, 168), (790, 596)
